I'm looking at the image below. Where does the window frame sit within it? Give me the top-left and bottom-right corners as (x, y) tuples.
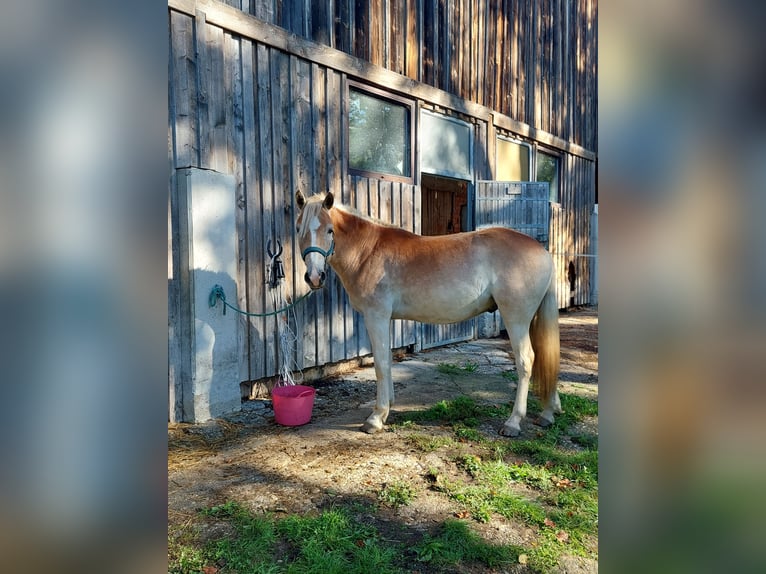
(345, 80), (416, 184)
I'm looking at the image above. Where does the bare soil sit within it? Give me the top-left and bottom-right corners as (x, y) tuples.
(168, 306), (598, 573)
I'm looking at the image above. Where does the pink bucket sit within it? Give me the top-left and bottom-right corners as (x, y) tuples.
(272, 385), (316, 426)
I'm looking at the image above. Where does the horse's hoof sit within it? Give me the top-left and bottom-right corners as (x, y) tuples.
(499, 423), (520, 437)
(362, 421), (383, 434)
(537, 416), (554, 428)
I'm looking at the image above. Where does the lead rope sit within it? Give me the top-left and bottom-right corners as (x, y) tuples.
(271, 282), (303, 387)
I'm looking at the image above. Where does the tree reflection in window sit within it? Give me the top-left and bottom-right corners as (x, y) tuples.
(349, 88), (411, 178)
(536, 151), (560, 203)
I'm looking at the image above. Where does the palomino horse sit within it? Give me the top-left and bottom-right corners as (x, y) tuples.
(295, 191), (561, 436)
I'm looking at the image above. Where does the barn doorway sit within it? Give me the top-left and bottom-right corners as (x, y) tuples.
(421, 174), (469, 236)
(419, 174), (474, 349)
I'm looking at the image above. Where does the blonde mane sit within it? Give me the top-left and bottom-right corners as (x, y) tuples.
(298, 193), (399, 236)
(334, 202), (401, 230)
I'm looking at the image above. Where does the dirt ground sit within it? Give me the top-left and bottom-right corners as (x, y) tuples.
(168, 306), (598, 573)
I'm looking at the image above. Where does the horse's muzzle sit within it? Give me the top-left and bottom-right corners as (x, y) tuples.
(304, 271), (326, 290)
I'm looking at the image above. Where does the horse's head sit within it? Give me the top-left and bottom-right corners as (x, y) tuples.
(295, 191), (335, 290)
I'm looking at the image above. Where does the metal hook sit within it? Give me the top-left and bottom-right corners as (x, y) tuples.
(266, 238), (285, 289)
(267, 239), (283, 259)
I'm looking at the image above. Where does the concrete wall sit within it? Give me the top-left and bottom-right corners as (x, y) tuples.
(175, 168), (240, 422)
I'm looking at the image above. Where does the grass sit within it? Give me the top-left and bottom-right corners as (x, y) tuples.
(402, 394), (599, 569)
(377, 480), (416, 510)
(392, 395), (510, 429)
(170, 502), (402, 574)
(414, 519), (524, 567)
(437, 360), (479, 374)
(169, 393), (598, 574)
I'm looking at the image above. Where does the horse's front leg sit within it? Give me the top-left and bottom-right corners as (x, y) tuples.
(362, 314), (392, 434)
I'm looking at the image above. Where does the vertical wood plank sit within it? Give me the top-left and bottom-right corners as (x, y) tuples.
(389, 0), (401, 74)
(202, 22), (228, 171)
(449, 0), (458, 94)
(244, 42), (264, 380)
(335, 0), (352, 54)
(326, 71), (342, 199)
(405, 0), (420, 81)
(369, 0), (383, 66)
(271, 47), (293, 372)
(195, 11), (211, 167)
(223, 31), (249, 383)
(354, 0), (370, 60)
(509, 0), (518, 120)
(312, 64), (328, 196)
(476, 0), (485, 105)
(170, 11), (198, 168)
(238, 38), (256, 380)
(485, 0), (496, 111)
(422, 0), (434, 85)
(438, 0), (447, 91)
(311, 0), (330, 47)
(256, 43), (277, 378)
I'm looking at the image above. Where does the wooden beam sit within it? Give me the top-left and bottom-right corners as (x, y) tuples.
(168, 0), (596, 161)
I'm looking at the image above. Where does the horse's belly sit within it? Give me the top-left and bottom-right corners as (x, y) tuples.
(391, 289), (495, 323)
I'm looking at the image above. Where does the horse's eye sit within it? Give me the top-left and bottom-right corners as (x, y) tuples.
(328, 229), (334, 235)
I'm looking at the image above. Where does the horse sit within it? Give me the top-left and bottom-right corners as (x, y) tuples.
(295, 190), (561, 436)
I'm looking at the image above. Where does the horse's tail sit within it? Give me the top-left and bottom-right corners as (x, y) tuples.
(530, 281), (560, 405)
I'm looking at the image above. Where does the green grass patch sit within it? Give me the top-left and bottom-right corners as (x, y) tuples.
(404, 432), (457, 452)
(454, 425), (484, 442)
(427, 394), (599, 569)
(414, 519), (523, 567)
(277, 509), (399, 574)
(437, 360), (478, 374)
(377, 480), (416, 510)
(168, 540), (207, 574)
(168, 502), (404, 574)
(394, 396), (509, 428)
(438, 454), (597, 565)
(201, 501), (278, 573)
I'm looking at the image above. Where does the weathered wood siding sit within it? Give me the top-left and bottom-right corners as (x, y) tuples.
(169, 1), (597, 389)
(227, 0), (598, 152)
(549, 154), (596, 308)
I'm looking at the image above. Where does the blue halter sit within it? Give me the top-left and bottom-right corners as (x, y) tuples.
(301, 239), (335, 261)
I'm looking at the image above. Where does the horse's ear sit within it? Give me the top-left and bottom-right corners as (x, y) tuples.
(296, 190), (306, 210)
(323, 192), (334, 210)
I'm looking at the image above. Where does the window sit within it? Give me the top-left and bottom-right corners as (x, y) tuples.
(348, 83), (414, 181)
(496, 137), (530, 181)
(536, 150), (560, 203)
(420, 110), (473, 180)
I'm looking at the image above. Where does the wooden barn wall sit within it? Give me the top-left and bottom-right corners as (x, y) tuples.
(169, 2), (596, 385)
(549, 154), (596, 308)
(169, 8), (419, 381)
(225, 0), (598, 152)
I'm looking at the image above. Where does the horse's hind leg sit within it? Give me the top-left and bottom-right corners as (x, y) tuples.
(539, 388), (562, 428)
(538, 389), (562, 427)
(500, 323), (535, 437)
